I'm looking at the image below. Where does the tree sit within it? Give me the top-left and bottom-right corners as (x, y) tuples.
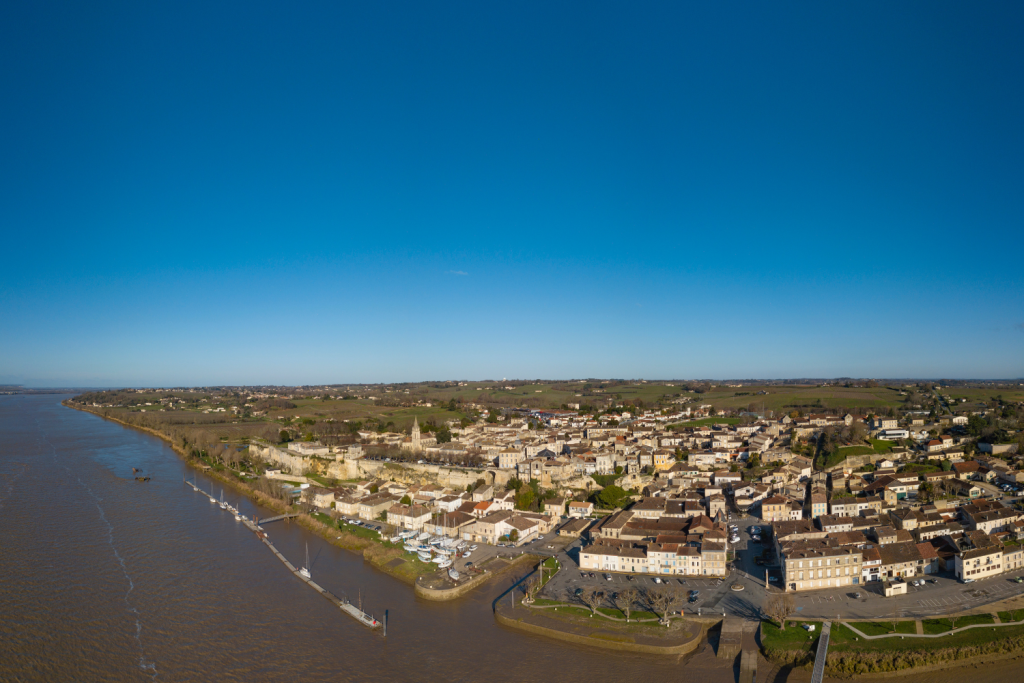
(515, 487), (535, 511)
(523, 575), (540, 603)
(946, 605), (961, 631)
(645, 588), (683, 624)
(615, 588), (640, 622)
(579, 588), (602, 615)
(763, 594), (795, 630)
(279, 430), (291, 443)
(400, 494), (412, 505)
(596, 485), (631, 509)
(918, 481), (934, 504)
(369, 484), (379, 494)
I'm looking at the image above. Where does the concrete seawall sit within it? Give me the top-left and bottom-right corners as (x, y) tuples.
(493, 609), (704, 655)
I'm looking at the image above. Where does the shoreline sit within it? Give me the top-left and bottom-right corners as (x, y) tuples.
(61, 401), (469, 590)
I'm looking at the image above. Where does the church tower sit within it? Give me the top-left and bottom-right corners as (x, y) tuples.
(411, 416), (421, 452)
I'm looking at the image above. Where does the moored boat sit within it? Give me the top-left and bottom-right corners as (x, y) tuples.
(448, 568), (460, 581)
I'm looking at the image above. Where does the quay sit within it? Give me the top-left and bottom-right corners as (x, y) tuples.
(184, 477), (382, 631)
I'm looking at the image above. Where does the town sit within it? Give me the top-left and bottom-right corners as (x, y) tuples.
(72, 382), (1024, 606)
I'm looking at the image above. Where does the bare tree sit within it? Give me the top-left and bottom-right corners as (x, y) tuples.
(947, 604), (961, 631)
(646, 588), (684, 624)
(523, 576), (541, 604)
(615, 588), (639, 622)
(763, 593), (795, 630)
(578, 588), (603, 615)
(890, 604), (900, 633)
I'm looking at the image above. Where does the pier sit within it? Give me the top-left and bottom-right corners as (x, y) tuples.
(256, 513), (300, 525)
(184, 477), (382, 631)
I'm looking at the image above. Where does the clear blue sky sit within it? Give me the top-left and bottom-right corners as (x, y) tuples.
(2, 2), (1022, 387)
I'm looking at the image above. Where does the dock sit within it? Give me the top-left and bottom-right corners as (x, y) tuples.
(184, 477), (382, 630)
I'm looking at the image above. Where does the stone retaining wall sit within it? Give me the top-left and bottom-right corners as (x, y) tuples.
(494, 610), (704, 655)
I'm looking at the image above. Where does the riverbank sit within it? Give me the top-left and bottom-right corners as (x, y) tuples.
(762, 617), (1024, 678)
(494, 593), (704, 655)
(61, 402), (457, 590)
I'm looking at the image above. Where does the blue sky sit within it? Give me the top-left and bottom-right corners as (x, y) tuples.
(2, 2), (1022, 387)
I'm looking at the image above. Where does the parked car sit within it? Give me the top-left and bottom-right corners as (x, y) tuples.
(604, 573), (613, 581)
(653, 577), (662, 584)
(574, 588), (583, 597)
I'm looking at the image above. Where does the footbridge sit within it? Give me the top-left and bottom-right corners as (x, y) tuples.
(257, 513), (300, 525)
(810, 620), (831, 683)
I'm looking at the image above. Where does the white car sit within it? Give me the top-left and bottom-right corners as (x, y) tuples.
(462, 552), (472, 558)
(653, 577), (662, 584)
(469, 544), (478, 550)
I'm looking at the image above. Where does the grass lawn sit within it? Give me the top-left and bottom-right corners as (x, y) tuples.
(869, 439), (896, 453)
(836, 446), (874, 457)
(761, 621), (820, 651)
(998, 610), (1024, 623)
(850, 620), (917, 636)
(922, 613), (995, 634)
(826, 620), (1024, 654)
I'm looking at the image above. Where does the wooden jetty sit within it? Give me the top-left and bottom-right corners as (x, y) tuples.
(184, 477), (381, 630)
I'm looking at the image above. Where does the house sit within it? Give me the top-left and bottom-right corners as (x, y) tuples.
(386, 504), (433, 531)
(544, 497), (566, 516)
(781, 542), (863, 592)
(472, 484), (494, 502)
(807, 492), (828, 519)
(357, 493), (400, 521)
(302, 486), (335, 509)
(557, 517), (594, 538)
(955, 545), (1004, 581)
(568, 501), (594, 518)
(761, 495), (791, 523)
(290, 442), (330, 456)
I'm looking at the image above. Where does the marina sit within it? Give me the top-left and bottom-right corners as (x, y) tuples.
(184, 476), (383, 631)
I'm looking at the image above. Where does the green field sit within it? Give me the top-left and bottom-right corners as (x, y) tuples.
(698, 385), (905, 414)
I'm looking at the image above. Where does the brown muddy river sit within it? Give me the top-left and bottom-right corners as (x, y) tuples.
(3, 395), (1021, 683)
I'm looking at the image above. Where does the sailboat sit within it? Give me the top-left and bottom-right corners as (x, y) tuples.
(208, 485), (216, 504)
(219, 489), (227, 510)
(298, 543), (311, 579)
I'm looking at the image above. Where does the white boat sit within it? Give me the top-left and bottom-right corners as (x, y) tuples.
(433, 547), (452, 556)
(416, 532), (430, 541)
(457, 541), (468, 550)
(298, 543), (311, 579)
(403, 544), (418, 553)
(390, 535), (403, 543)
(438, 559), (452, 569)
(219, 490), (226, 510)
(417, 552), (432, 562)
(234, 513), (241, 521)
(431, 556), (446, 564)
(448, 568), (460, 581)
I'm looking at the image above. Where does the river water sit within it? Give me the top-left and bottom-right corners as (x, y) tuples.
(3, 395), (1021, 683)
(0, 395), (722, 682)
